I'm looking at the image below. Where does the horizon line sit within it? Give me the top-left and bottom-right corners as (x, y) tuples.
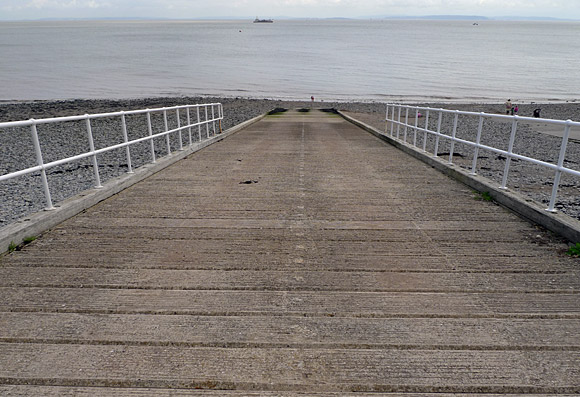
(1, 15), (578, 22)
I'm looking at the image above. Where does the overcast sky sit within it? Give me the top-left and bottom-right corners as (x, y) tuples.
(1, 0), (578, 21)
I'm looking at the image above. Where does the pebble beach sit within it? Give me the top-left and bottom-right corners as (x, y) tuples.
(1, 98), (579, 230)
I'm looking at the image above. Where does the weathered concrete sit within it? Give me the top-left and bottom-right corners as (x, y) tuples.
(0, 109), (578, 395)
(0, 113), (266, 254)
(340, 111), (580, 242)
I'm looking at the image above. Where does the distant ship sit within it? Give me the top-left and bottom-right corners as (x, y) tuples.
(254, 17), (273, 23)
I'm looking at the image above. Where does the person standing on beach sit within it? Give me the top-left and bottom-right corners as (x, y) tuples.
(505, 99), (512, 115)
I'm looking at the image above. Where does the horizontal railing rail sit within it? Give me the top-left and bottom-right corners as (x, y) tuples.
(0, 103), (223, 211)
(385, 104), (580, 213)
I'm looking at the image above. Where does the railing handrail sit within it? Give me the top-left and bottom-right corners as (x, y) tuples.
(385, 103), (579, 213)
(1, 102), (224, 212)
(0, 103), (223, 129)
(386, 104), (580, 127)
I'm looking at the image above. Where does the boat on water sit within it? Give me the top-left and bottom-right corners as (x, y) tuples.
(254, 17), (273, 23)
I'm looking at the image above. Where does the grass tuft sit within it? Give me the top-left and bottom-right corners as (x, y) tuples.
(8, 242), (17, 253)
(23, 236), (37, 244)
(5, 236), (37, 254)
(474, 191), (493, 202)
(566, 243), (580, 257)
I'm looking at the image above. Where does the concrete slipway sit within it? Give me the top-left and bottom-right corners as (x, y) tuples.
(0, 109), (578, 395)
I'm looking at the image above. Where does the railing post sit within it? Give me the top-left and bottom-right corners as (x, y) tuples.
(30, 120), (55, 210)
(196, 106), (201, 141)
(176, 108), (183, 151)
(422, 110), (430, 152)
(120, 112), (133, 174)
(500, 117), (519, 189)
(211, 104), (216, 136)
(413, 108), (419, 147)
(547, 121), (573, 212)
(385, 104), (389, 134)
(146, 110), (156, 163)
(434, 110), (443, 157)
(218, 104), (223, 133)
(448, 111), (459, 164)
(470, 113), (484, 175)
(396, 106), (401, 138)
(186, 107), (193, 145)
(205, 105), (210, 139)
(85, 116), (102, 188)
(163, 109), (171, 155)
(390, 106), (395, 136)
(403, 107), (409, 142)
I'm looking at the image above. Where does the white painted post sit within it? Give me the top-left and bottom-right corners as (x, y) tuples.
(434, 110), (442, 157)
(85, 116), (102, 188)
(448, 111), (459, 164)
(120, 112), (133, 174)
(163, 109), (171, 155)
(196, 106), (201, 141)
(186, 108), (192, 145)
(422, 110), (430, 152)
(470, 114), (484, 175)
(146, 110), (156, 163)
(547, 121), (573, 212)
(500, 118), (519, 189)
(205, 106), (210, 139)
(176, 108), (183, 151)
(413, 108), (419, 147)
(211, 105), (216, 136)
(30, 121), (55, 210)
(403, 107), (409, 141)
(390, 106), (395, 136)
(385, 104), (389, 134)
(397, 106), (401, 138)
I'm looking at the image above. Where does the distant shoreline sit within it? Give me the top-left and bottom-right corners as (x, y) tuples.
(0, 95), (578, 108)
(0, 97), (579, 123)
(1, 16), (578, 22)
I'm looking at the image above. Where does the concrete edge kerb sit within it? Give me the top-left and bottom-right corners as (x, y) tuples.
(338, 110), (580, 243)
(0, 112), (267, 254)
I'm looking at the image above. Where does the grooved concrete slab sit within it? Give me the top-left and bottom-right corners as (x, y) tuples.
(1, 267), (578, 292)
(0, 109), (579, 394)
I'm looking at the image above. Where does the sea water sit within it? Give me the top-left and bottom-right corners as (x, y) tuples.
(0, 19), (579, 102)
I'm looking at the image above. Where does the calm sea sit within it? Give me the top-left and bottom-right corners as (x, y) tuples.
(0, 19), (579, 103)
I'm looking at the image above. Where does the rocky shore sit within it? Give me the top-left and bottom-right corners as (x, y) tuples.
(1, 97), (579, 230)
(345, 102), (580, 222)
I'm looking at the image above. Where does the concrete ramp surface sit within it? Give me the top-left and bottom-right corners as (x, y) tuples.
(0, 109), (579, 395)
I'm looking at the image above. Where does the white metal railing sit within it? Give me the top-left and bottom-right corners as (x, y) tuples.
(0, 103), (223, 210)
(385, 104), (580, 213)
